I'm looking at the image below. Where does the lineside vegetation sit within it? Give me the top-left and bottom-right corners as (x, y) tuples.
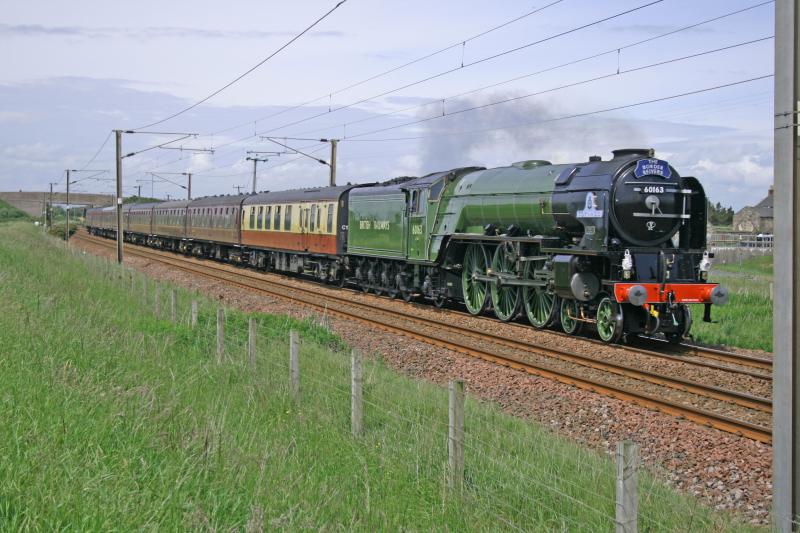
(0, 223), (758, 531)
(0, 199), (29, 222)
(693, 255), (773, 352)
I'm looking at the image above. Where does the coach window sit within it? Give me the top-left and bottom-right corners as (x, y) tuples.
(284, 205), (292, 231)
(310, 204), (317, 232)
(274, 206), (281, 230)
(265, 206), (272, 230)
(326, 203), (334, 233)
(257, 206), (263, 229)
(249, 207), (255, 229)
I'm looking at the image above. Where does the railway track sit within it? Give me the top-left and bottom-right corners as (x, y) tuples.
(73, 232), (773, 444)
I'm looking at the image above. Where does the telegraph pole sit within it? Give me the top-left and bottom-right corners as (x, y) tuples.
(233, 185), (244, 194)
(47, 182), (57, 229)
(114, 129), (123, 264)
(246, 155), (269, 193)
(186, 172), (192, 200)
(65, 170), (70, 241)
(328, 138), (338, 186)
(774, 0), (800, 530)
(135, 185), (142, 198)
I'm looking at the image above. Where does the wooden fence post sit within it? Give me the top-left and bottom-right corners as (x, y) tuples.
(191, 300), (198, 328)
(351, 349), (363, 437)
(216, 308), (225, 363)
(448, 379), (465, 492)
(248, 317), (257, 368)
(615, 440), (639, 533)
(289, 330), (299, 401)
(170, 289), (177, 323)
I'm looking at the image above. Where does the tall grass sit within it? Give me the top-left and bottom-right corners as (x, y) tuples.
(0, 223), (759, 531)
(691, 255), (773, 351)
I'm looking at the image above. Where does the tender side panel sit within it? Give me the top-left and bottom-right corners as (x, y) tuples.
(347, 193), (407, 258)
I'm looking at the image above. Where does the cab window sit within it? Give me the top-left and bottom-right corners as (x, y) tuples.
(429, 179), (445, 201)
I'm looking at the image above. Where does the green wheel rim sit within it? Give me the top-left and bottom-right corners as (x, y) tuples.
(522, 261), (556, 328)
(596, 298), (616, 342)
(462, 244), (488, 315)
(490, 244), (520, 321)
(560, 299), (580, 335)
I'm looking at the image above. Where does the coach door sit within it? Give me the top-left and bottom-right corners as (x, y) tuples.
(300, 204), (310, 252)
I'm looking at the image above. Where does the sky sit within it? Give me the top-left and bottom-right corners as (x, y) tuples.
(0, 0), (775, 209)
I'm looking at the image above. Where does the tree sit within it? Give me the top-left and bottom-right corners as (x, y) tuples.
(706, 199), (734, 226)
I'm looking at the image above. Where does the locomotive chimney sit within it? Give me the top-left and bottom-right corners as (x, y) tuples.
(612, 148), (654, 159)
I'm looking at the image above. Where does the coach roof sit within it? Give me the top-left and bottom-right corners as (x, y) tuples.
(188, 194), (251, 209)
(153, 200), (191, 211)
(243, 185), (359, 205)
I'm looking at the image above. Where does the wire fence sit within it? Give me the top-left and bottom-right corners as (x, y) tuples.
(67, 247), (749, 531)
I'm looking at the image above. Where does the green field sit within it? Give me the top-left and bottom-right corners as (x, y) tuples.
(692, 254), (773, 352)
(0, 223), (759, 531)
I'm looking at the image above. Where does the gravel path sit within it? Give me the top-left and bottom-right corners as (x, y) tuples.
(72, 237), (773, 525)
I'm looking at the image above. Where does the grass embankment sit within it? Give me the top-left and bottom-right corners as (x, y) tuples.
(0, 199), (29, 222)
(0, 223), (757, 531)
(692, 255), (772, 352)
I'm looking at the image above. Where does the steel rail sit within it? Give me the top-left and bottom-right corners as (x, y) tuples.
(74, 232), (773, 443)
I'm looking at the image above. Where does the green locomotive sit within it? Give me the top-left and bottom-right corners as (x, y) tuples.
(346, 148), (727, 342)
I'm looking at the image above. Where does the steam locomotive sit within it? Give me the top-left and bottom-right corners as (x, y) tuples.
(87, 148), (727, 343)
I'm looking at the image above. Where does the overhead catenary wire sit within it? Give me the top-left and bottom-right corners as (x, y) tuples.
(289, 0), (776, 138)
(130, 0), (731, 179)
(339, 36), (774, 140)
(257, 0), (665, 137)
(121, 2), (770, 194)
(131, 0), (663, 179)
(78, 130), (113, 171)
(345, 74), (774, 143)
(132, 0), (349, 131)
(209, 0), (567, 137)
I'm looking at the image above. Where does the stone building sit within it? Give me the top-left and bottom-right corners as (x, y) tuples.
(732, 186), (774, 233)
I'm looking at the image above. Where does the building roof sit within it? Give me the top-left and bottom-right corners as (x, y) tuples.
(752, 187), (774, 218)
(737, 186), (773, 219)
